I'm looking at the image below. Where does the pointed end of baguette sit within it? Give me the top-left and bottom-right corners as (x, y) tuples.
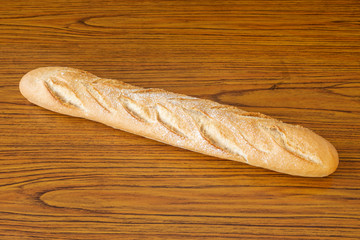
(19, 67), (88, 117)
(313, 136), (339, 177)
(20, 67), (64, 103)
(321, 141), (339, 177)
(19, 67), (38, 101)
(279, 124), (339, 177)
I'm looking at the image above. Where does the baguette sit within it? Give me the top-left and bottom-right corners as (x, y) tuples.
(19, 67), (338, 177)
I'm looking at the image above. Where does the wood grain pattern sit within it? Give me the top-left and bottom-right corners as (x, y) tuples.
(0, 0), (359, 239)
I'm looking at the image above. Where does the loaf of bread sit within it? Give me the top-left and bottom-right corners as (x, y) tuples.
(19, 67), (338, 177)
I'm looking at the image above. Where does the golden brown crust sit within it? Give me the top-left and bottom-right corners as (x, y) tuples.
(19, 67), (339, 177)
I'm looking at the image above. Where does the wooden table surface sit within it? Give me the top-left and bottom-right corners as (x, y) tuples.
(1, 0), (359, 239)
